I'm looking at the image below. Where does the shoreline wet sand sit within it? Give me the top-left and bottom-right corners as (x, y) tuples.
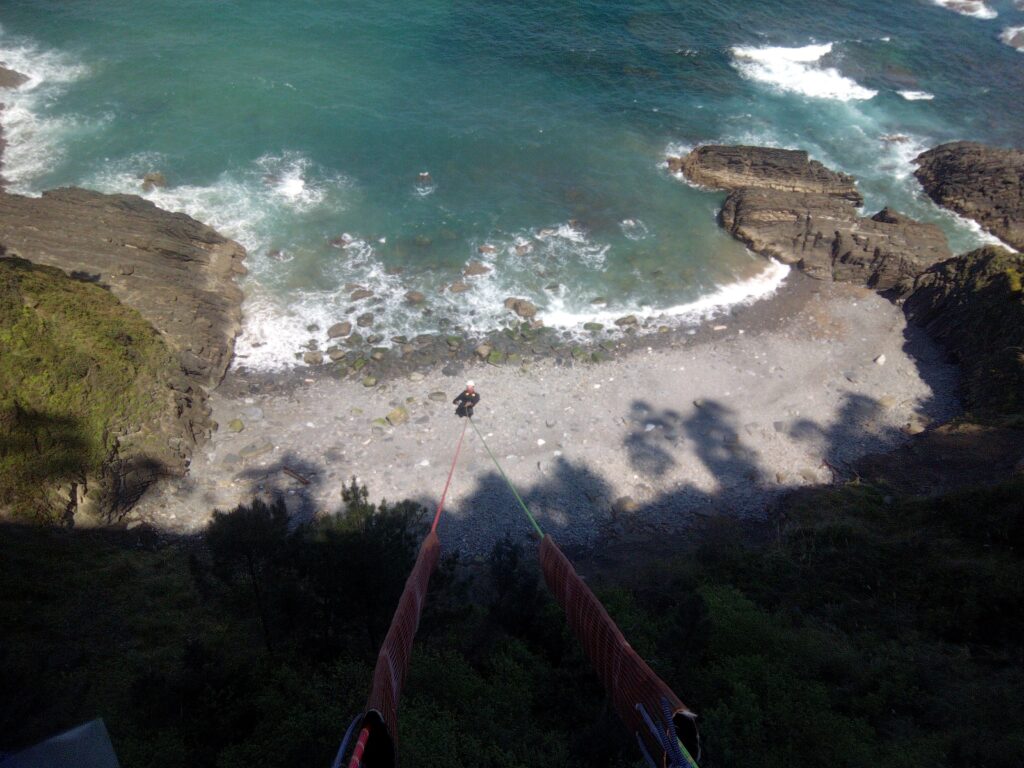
(133, 270), (960, 556)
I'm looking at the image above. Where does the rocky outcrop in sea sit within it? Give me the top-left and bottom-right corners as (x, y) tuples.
(914, 141), (1024, 251)
(0, 188), (247, 386)
(669, 144), (863, 203)
(672, 145), (952, 296)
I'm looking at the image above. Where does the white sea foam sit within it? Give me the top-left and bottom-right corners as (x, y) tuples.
(86, 150), (346, 255)
(898, 90), (935, 100)
(619, 218), (650, 240)
(0, 26), (92, 191)
(931, 1), (997, 20)
(540, 259), (791, 330)
(731, 42), (877, 101)
(1000, 26), (1024, 52)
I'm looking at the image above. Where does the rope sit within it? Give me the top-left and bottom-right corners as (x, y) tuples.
(469, 417), (544, 538)
(431, 419), (469, 534)
(345, 725), (370, 768)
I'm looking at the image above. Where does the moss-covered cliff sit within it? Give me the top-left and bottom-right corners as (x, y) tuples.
(0, 257), (208, 523)
(905, 246), (1024, 421)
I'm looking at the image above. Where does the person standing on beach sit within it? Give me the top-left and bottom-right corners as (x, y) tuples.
(453, 381), (480, 418)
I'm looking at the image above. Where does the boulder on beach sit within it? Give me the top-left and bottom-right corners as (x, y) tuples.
(670, 145), (863, 204)
(914, 142), (1024, 250)
(356, 312), (374, 328)
(504, 297), (538, 319)
(350, 288), (374, 301)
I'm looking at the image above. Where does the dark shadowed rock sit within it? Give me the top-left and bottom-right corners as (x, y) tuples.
(670, 145), (863, 204)
(904, 246), (1024, 416)
(720, 189), (951, 296)
(0, 187), (246, 386)
(913, 142), (1024, 250)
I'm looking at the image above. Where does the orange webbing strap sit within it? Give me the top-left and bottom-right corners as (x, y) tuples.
(354, 530), (442, 768)
(539, 535), (700, 766)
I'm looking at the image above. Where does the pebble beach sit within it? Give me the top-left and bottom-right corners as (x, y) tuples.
(135, 272), (959, 555)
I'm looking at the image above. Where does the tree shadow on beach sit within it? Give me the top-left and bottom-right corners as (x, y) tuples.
(233, 451), (327, 526)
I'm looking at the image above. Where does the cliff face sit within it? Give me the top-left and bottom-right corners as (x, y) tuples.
(905, 246), (1024, 419)
(0, 188), (247, 387)
(914, 142), (1024, 251)
(673, 145), (952, 297)
(0, 187), (247, 524)
(0, 258), (212, 523)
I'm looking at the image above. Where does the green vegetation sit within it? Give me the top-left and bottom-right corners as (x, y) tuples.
(906, 246), (1024, 422)
(2, 475), (1022, 767)
(0, 257), (182, 520)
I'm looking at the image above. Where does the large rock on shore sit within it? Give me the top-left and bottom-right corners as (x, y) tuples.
(913, 142), (1024, 251)
(669, 145), (863, 204)
(721, 189), (952, 296)
(904, 246), (1024, 417)
(0, 188), (247, 387)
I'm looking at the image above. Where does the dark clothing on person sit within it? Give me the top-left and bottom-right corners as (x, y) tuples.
(453, 389), (480, 418)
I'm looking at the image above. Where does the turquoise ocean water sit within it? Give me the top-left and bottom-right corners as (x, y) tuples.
(1, 0), (1022, 369)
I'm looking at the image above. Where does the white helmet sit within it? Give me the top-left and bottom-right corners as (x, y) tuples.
(466, 380), (475, 388)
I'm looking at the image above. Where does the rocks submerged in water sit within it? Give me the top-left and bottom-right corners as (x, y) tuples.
(141, 171), (167, 191)
(405, 290), (426, 304)
(0, 65), (29, 90)
(504, 297), (538, 319)
(464, 261), (492, 277)
(327, 321), (352, 338)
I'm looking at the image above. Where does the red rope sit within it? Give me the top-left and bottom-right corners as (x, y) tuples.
(431, 419), (469, 533)
(346, 725), (370, 768)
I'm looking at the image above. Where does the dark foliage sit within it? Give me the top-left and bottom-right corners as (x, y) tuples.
(3, 476), (1023, 767)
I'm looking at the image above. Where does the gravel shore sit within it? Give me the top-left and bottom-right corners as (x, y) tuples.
(134, 272), (959, 556)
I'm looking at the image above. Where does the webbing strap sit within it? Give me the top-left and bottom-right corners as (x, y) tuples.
(431, 419), (468, 533)
(469, 417), (544, 537)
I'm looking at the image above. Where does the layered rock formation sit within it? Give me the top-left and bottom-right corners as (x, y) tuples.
(905, 246), (1024, 417)
(721, 191), (952, 295)
(913, 142), (1024, 251)
(0, 188), (247, 386)
(669, 145), (863, 203)
(673, 146), (952, 296)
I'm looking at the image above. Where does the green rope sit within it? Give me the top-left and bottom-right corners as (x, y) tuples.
(469, 418), (544, 538)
